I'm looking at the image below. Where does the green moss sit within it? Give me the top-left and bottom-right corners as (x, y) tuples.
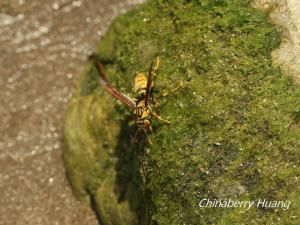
(63, 0), (300, 224)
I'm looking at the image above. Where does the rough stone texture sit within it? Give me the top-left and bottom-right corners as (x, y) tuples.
(63, 0), (300, 224)
(253, 0), (300, 83)
(0, 0), (143, 225)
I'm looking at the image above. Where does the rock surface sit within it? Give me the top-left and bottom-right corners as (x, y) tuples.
(63, 0), (300, 224)
(253, 0), (300, 83)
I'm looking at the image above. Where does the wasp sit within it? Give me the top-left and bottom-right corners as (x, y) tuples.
(94, 57), (170, 145)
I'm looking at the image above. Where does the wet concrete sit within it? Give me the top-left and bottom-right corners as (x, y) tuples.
(0, 0), (143, 224)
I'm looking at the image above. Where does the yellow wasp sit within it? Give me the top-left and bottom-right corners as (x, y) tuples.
(94, 57), (170, 144)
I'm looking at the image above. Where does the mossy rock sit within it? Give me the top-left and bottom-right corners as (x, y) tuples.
(63, 0), (300, 224)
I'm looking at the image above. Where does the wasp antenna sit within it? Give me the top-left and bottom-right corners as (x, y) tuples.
(94, 58), (136, 111)
(144, 60), (155, 107)
(94, 58), (108, 81)
(88, 53), (98, 61)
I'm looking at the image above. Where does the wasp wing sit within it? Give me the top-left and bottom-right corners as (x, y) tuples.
(95, 60), (136, 111)
(99, 78), (136, 111)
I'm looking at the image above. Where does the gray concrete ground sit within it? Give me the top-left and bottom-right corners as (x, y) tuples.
(0, 0), (143, 224)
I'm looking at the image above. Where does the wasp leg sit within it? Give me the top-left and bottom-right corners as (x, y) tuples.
(152, 84), (184, 108)
(162, 84), (183, 97)
(150, 57), (160, 85)
(131, 128), (141, 145)
(131, 127), (153, 145)
(152, 111), (171, 124)
(147, 136), (153, 145)
(153, 57), (160, 71)
(144, 128), (153, 145)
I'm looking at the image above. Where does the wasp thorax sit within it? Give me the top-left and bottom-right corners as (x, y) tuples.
(96, 56), (169, 145)
(134, 72), (148, 97)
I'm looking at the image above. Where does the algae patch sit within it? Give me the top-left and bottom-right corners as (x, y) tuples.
(63, 0), (300, 224)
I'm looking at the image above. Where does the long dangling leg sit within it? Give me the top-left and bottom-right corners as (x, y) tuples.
(162, 84), (182, 97)
(153, 84), (184, 108)
(131, 128), (141, 145)
(151, 111), (171, 124)
(142, 128), (153, 145)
